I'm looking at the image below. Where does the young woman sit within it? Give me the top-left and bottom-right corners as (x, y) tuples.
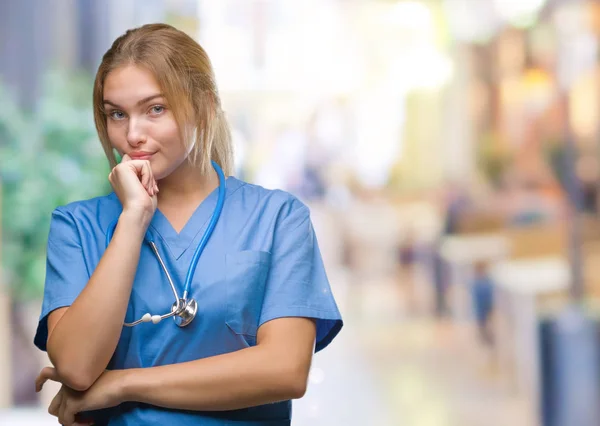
(34, 23), (342, 426)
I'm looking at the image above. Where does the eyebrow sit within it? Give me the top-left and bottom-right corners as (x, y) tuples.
(103, 94), (165, 108)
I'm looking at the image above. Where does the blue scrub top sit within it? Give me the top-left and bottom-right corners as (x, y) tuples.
(34, 176), (343, 426)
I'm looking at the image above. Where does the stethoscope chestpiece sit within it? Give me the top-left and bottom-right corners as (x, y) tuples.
(172, 298), (198, 328)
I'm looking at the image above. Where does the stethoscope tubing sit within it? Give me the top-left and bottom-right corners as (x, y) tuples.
(104, 160), (226, 327)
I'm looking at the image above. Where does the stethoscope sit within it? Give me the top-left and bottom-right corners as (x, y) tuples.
(105, 160), (226, 328)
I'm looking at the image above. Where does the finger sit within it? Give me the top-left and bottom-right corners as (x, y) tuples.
(36, 366), (59, 392)
(59, 394), (67, 425)
(63, 401), (78, 426)
(151, 177), (157, 197)
(48, 389), (62, 417)
(124, 159), (152, 183)
(59, 396), (77, 426)
(121, 154), (131, 162)
(141, 162), (151, 193)
(145, 160), (155, 184)
(115, 160), (150, 195)
(119, 159), (155, 194)
(141, 161), (155, 195)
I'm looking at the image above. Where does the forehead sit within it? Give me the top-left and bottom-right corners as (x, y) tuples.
(103, 65), (162, 104)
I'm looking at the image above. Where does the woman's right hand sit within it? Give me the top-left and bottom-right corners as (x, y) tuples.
(109, 154), (158, 226)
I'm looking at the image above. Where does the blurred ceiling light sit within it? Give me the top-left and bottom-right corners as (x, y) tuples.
(353, 90), (404, 188)
(552, 0), (588, 36)
(443, 0), (501, 43)
(391, 47), (454, 92)
(386, 1), (432, 30)
(493, 0), (547, 28)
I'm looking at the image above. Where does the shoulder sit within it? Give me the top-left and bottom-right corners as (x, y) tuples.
(53, 192), (119, 216)
(229, 177), (310, 221)
(51, 192), (120, 230)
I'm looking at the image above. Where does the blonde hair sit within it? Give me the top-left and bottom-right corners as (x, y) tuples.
(93, 23), (233, 176)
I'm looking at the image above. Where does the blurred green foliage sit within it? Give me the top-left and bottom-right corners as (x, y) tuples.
(0, 71), (111, 300)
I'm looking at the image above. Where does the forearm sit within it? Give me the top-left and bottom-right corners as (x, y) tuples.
(47, 213), (146, 389)
(122, 345), (307, 411)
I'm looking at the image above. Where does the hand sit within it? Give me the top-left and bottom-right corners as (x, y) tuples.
(109, 154), (158, 222)
(36, 366), (125, 426)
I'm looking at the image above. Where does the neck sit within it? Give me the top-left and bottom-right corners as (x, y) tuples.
(157, 161), (219, 209)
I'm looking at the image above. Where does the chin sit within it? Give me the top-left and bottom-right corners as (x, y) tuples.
(150, 163), (167, 181)
(153, 163), (180, 181)
(154, 170), (169, 181)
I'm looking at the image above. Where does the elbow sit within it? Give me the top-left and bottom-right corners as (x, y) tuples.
(54, 364), (96, 391)
(47, 341), (98, 391)
(288, 379), (308, 400)
(48, 353), (96, 391)
(281, 366), (309, 400)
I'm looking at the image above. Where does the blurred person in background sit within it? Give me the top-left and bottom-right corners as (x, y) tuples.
(431, 182), (471, 318)
(431, 241), (450, 318)
(471, 260), (495, 346)
(32, 23), (342, 426)
(397, 228), (419, 314)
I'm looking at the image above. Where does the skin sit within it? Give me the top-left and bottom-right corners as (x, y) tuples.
(103, 64), (221, 233)
(37, 65), (317, 426)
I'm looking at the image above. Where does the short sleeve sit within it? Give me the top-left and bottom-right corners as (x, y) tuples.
(34, 208), (91, 351)
(259, 198), (343, 353)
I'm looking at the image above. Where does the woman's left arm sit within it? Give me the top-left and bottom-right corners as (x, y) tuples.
(123, 316), (316, 410)
(37, 317), (316, 423)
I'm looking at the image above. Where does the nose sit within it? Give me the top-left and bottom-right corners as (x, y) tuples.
(126, 117), (147, 147)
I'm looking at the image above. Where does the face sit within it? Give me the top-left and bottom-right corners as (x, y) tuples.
(103, 65), (190, 180)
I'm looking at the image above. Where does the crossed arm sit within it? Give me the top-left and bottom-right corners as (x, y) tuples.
(38, 214), (317, 425)
(38, 311), (316, 425)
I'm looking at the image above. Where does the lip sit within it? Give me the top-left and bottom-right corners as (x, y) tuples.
(129, 151), (156, 160)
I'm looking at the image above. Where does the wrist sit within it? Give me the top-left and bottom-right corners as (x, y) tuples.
(118, 210), (151, 238)
(117, 368), (140, 404)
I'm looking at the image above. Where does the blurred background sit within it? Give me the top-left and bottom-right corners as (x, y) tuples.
(2, 0), (600, 425)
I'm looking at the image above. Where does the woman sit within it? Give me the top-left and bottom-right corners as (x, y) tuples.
(33, 23), (342, 426)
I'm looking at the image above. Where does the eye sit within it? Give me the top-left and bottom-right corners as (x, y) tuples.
(108, 110), (126, 121)
(149, 105), (165, 115)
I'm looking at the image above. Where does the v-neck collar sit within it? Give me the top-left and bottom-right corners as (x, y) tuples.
(148, 176), (241, 260)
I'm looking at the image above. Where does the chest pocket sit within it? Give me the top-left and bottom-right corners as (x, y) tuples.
(225, 251), (271, 346)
